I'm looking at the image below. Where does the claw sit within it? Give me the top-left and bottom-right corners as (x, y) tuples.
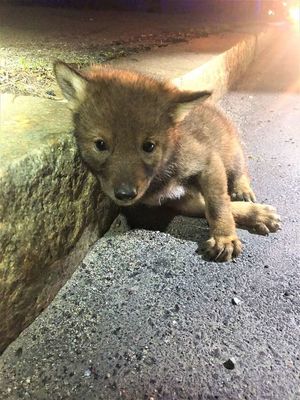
(245, 204), (282, 235)
(202, 236), (242, 262)
(231, 190), (256, 203)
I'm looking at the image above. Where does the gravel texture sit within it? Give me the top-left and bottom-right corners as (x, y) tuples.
(0, 224), (299, 400)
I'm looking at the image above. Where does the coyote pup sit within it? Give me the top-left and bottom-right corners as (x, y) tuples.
(54, 61), (281, 262)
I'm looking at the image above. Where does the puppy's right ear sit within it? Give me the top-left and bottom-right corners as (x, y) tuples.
(173, 90), (211, 122)
(54, 61), (88, 110)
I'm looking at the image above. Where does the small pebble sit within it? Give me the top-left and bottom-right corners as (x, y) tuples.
(174, 304), (180, 312)
(283, 291), (292, 297)
(46, 90), (56, 96)
(223, 358), (236, 370)
(231, 297), (242, 305)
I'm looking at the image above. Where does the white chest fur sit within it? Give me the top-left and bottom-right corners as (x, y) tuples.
(143, 183), (186, 206)
(163, 185), (186, 200)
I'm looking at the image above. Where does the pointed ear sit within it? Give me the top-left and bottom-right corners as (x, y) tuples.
(53, 61), (88, 110)
(173, 90), (211, 122)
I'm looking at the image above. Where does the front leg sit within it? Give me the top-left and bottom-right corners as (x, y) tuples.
(200, 154), (242, 262)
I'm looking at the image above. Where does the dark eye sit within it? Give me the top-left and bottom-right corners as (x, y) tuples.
(95, 139), (108, 151)
(142, 141), (156, 153)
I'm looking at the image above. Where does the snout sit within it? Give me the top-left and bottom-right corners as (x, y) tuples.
(99, 174), (152, 206)
(114, 183), (138, 202)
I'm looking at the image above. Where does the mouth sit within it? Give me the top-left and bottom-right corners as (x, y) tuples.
(96, 185), (140, 207)
(111, 186), (150, 207)
(114, 200), (138, 207)
(99, 177), (151, 207)
(113, 186), (149, 206)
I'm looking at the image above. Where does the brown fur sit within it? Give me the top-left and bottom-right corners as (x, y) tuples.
(54, 61), (281, 262)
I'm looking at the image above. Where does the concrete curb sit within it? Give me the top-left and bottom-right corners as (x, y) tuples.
(0, 25), (278, 353)
(109, 27), (277, 99)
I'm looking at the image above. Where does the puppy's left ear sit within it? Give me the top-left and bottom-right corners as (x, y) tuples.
(54, 60), (88, 110)
(173, 90), (212, 122)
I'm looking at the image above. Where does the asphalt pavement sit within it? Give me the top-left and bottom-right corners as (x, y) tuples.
(0, 25), (299, 400)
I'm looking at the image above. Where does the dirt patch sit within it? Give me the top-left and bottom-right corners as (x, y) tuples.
(0, 31), (213, 99)
(0, 5), (236, 98)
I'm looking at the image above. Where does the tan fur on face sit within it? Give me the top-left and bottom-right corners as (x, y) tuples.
(54, 61), (281, 261)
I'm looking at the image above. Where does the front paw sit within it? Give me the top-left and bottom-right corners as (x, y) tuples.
(249, 204), (281, 235)
(231, 188), (256, 203)
(231, 175), (256, 202)
(202, 235), (242, 262)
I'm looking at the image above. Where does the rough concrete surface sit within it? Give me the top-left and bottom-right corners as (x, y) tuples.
(0, 224), (299, 400)
(0, 95), (117, 353)
(0, 26), (299, 399)
(0, 23), (277, 352)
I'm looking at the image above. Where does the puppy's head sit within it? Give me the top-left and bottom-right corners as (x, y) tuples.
(54, 61), (211, 206)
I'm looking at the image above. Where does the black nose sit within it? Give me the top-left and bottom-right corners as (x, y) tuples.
(114, 184), (138, 201)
